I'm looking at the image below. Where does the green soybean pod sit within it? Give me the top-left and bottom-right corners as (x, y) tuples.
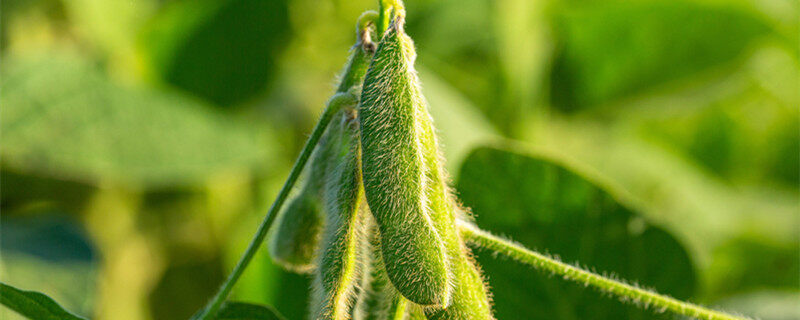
(267, 194), (323, 273)
(423, 205), (493, 320)
(419, 120), (494, 319)
(353, 225), (420, 320)
(413, 62), (494, 319)
(423, 248), (494, 320)
(406, 305), (426, 320)
(358, 17), (451, 307)
(268, 17), (376, 273)
(352, 225), (391, 320)
(312, 113), (369, 320)
(267, 123), (337, 273)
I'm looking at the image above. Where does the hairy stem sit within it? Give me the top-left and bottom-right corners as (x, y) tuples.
(194, 92), (357, 320)
(456, 221), (748, 320)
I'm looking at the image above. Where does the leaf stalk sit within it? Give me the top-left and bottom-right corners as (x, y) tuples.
(456, 221), (748, 320)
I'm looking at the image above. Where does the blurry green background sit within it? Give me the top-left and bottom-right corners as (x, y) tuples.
(1, 0), (797, 319)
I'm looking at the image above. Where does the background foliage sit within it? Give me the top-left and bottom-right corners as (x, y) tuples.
(1, 0), (797, 319)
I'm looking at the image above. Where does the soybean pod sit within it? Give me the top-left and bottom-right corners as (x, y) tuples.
(353, 224), (422, 320)
(311, 112), (370, 320)
(268, 13), (376, 273)
(267, 124), (333, 272)
(358, 16), (451, 307)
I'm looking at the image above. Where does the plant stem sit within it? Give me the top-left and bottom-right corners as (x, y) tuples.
(195, 92), (356, 320)
(456, 221), (748, 320)
(377, 0), (405, 35)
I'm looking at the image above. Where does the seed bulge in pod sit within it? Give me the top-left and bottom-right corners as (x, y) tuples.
(353, 225), (419, 320)
(267, 35), (374, 272)
(423, 246), (494, 320)
(352, 224), (391, 320)
(358, 18), (450, 307)
(311, 113), (369, 320)
(268, 123), (339, 273)
(417, 106), (494, 319)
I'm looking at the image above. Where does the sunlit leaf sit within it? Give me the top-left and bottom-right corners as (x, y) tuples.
(0, 282), (86, 320)
(457, 145), (697, 319)
(0, 51), (274, 187)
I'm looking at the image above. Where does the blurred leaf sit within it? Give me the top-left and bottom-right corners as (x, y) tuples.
(215, 301), (285, 320)
(0, 170), (94, 210)
(550, 0), (770, 110)
(1, 209), (97, 318)
(406, 0), (504, 128)
(706, 236), (799, 297)
(716, 291), (800, 320)
(0, 0), (66, 52)
(223, 211), (311, 320)
(419, 68), (499, 171)
(634, 44), (800, 188)
(457, 145), (697, 319)
(62, 0), (156, 55)
(1, 51), (273, 188)
(140, 0), (290, 106)
(523, 114), (800, 264)
(1, 210), (96, 263)
(0, 282), (86, 320)
(150, 259), (224, 320)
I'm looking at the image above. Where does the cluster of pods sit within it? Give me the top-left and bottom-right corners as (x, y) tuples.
(268, 9), (494, 320)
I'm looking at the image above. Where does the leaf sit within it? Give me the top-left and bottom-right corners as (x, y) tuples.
(0, 51), (274, 188)
(1, 209), (98, 318)
(632, 44), (800, 188)
(456, 145), (697, 319)
(418, 68), (499, 172)
(0, 282), (86, 320)
(215, 301), (285, 320)
(550, 0), (770, 110)
(140, 0), (290, 106)
(716, 291), (800, 320)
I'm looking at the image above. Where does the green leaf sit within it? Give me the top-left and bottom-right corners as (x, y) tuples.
(456, 145), (697, 319)
(633, 44), (800, 188)
(418, 68), (499, 172)
(550, 0), (770, 110)
(1, 209), (98, 319)
(0, 282), (86, 320)
(716, 291), (800, 320)
(0, 51), (274, 188)
(214, 302), (285, 320)
(140, 0), (290, 106)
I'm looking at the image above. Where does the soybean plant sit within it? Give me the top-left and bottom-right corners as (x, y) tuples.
(189, 1), (754, 320)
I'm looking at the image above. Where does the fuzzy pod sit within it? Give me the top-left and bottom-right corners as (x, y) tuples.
(311, 113), (370, 320)
(417, 94), (494, 319)
(337, 41), (373, 93)
(352, 226), (392, 320)
(353, 225), (422, 320)
(358, 18), (451, 307)
(267, 121), (341, 272)
(406, 306), (426, 320)
(267, 35), (375, 273)
(423, 246), (494, 320)
(267, 193), (324, 273)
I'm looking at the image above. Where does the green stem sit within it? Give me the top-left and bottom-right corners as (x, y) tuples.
(456, 221), (748, 320)
(194, 92), (357, 320)
(377, 0), (405, 35)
